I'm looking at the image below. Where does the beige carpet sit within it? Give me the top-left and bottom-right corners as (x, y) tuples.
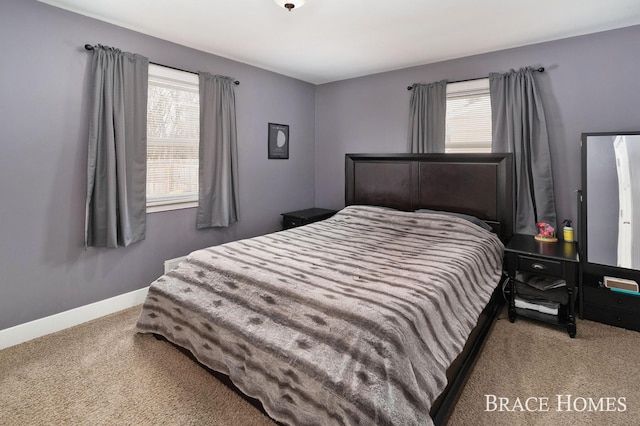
(0, 307), (273, 426)
(448, 310), (640, 426)
(0, 306), (638, 425)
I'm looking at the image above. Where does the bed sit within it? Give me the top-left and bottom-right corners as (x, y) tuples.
(136, 153), (513, 425)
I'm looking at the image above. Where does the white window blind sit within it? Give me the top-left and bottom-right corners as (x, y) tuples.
(445, 78), (492, 153)
(147, 64), (199, 211)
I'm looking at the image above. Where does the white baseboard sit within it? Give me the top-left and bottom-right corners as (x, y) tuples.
(0, 287), (149, 350)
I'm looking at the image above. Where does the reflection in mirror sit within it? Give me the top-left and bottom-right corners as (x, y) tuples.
(584, 133), (640, 269)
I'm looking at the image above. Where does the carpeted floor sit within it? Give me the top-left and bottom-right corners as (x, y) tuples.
(448, 310), (639, 425)
(0, 306), (273, 426)
(0, 305), (638, 425)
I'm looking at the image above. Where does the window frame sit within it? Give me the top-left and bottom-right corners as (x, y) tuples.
(146, 64), (200, 213)
(445, 78), (492, 154)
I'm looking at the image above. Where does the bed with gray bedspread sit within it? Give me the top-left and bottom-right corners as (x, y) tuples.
(136, 205), (504, 425)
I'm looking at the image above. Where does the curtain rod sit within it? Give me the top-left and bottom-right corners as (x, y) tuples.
(84, 44), (240, 86)
(406, 67), (544, 90)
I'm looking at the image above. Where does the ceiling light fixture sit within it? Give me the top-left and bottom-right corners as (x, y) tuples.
(274, 0), (306, 11)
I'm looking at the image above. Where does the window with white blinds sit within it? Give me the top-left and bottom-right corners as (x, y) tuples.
(445, 78), (492, 153)
(146, 64), (200, 211)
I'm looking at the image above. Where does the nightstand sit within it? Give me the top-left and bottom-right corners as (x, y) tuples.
(281, 208), (337, 230)
(504, 234), (580, 337)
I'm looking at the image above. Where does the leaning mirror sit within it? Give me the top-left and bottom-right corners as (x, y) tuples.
(582, 132), (640, 270)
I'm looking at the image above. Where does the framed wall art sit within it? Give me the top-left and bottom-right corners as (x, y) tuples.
(268, 123), (289, 159)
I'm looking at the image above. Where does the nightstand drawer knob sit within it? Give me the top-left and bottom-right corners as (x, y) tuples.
(532, 263), (547, 270)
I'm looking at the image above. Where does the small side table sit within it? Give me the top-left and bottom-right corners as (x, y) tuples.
(504, 234), (580, 337)
(281, 208), (337, 230)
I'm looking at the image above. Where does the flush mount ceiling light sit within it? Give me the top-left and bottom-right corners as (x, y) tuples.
(273, 0), (306, 11)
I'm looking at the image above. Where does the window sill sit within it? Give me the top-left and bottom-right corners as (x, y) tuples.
(147, 201), (197, 214)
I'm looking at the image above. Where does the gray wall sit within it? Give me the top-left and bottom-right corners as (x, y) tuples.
(0, 0), (316, 330)
(314, 25), (640, 235)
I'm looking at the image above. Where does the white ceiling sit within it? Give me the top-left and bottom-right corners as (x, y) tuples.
(39, 0), (640, 84)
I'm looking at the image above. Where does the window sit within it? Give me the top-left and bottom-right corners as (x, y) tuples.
(445, 78), (492, 153)
(146, 64), (200, 212)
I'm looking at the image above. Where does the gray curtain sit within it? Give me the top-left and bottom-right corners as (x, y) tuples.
(85, 46), (149, 248)
(490, 67), (557, 234)
(197, 73), (239, 228)
(407, 80), (447, 153)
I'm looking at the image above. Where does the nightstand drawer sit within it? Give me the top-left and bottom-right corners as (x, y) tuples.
(518, 255), (562, 277)
(283, 217), (304, 229)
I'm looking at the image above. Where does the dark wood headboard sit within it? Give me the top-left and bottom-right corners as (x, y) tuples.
(345, 153), (514, 240)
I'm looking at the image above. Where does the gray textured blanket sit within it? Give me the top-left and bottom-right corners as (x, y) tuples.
(136, 205), (504, 425)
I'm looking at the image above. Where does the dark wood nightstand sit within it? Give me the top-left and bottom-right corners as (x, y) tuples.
(281, 208), (337, 230)
(504, 234), (580, 337)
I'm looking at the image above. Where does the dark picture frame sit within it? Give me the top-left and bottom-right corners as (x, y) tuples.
(268, 123), (289, 159)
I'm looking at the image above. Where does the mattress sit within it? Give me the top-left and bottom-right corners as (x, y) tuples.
(136, 205), (504, 425)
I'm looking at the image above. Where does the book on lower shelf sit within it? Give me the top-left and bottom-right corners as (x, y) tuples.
(515, 296), (560, 316)
(514, 306), (564, 325)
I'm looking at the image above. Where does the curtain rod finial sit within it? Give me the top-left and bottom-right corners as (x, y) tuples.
(84, 44), (94, 51)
